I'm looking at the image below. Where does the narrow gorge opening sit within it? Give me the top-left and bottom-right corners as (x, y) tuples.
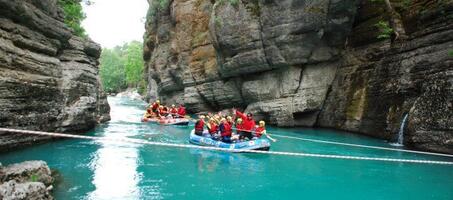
(81, 0), (149, 97)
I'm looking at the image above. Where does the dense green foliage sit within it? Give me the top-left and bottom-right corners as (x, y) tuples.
(375, 21), (393, 39)
(124, 42), (145, 87)
(58, 0), (89, 37)
(99, 48), (126, 93)
(100, 41), (145, 94)
(158, 0), (170, 9)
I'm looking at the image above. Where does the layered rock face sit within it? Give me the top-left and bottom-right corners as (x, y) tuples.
(0, 0), (110, 151)
(318, 1), (453, 153)
(144, 0), (357, 116)
(144, 0), (452, 153)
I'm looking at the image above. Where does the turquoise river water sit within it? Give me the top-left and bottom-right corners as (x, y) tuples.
(1, 97), (453, 200)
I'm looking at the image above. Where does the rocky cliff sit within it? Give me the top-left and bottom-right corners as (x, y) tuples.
(0, 0), (110, 151)
(144, 0), (452, 153)
(0, 161), (54, 200)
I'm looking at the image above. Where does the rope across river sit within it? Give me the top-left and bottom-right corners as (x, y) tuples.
(269, 134), (453, 158)
(1, 128), (453, 165)
(232, 127), (453, 158)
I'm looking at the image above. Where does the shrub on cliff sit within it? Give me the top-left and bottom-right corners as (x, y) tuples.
(58, 0), (91, 37)
(375, 21), (393, 39)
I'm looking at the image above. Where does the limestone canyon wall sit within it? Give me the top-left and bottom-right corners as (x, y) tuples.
(144, 0), (452, 153)
(0, 0), (110, 151)
(318, 1), (453, 153)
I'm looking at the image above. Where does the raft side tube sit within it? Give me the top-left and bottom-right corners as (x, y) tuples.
(189, 129), (271, 151)
(159, 118), (190, 126)
(142, 118), (159, 123)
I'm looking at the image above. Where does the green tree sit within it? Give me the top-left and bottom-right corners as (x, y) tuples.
(99, 41), (145, 94)
(124, 41), (144, 88)
(58, 0), (90, 37)
(99, 48), (127, 93)
(375, 21), (393, 39)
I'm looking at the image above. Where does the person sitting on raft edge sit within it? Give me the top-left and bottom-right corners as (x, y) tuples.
(194, 115), (206, 136)
(177, 104), (186, 118)
(219, 118), (233, 143)
(234, 118), (243, 140)
(226, 116), (234, 126)
(234, 109), (255, 140)
(254, 121), (277, 142)
(161, 106), (171, 118)
(170, 104), (178, 117)
(207, 118), (219, 139)
(150, 100), (160, 114)
(143, 108), (153, 119)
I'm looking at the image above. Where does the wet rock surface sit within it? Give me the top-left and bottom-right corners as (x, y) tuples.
(317, 1), (453, 153)
(0, 0), (110, 151)
(144, 0), (452, 153)
(0, 161), (54, 200)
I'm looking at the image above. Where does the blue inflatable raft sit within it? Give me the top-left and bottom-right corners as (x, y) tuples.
(189, 129), (271, 151)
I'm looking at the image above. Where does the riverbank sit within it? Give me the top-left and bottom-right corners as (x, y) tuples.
(0, 161), (54, 200)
